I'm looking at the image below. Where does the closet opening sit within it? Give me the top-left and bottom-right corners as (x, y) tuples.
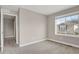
(3, 14), (17, 49)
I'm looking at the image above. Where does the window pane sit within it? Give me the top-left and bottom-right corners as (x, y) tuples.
(55, 15), (79, 35)
(66, 16), (74, 34)
(66, 16), (71, 22)
(74, 24), (79, 35)
(56, 17), (65, 25)
(56, 17), (66, 34)
(71, 15), (78, 20)
(71, 15), (79, 24)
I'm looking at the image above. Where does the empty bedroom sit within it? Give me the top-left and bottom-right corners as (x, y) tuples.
(0, 5), (79, 54)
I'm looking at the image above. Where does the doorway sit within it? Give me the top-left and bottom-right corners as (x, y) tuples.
(3, 15), (17, 49)
(0, 8), (19, 52)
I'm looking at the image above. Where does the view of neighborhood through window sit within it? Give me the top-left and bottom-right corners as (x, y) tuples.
(55, 15), (79, 35)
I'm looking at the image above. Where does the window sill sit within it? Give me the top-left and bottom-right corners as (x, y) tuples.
(55, 33), (79, 38)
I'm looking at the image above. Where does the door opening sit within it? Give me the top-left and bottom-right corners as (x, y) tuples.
(0, 8), (19, 52)
(3, 14), (18, 50)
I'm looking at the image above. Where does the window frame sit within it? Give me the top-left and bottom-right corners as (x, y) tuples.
(55, 11), (79, 38)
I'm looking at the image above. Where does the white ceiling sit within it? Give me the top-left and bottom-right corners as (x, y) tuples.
(0, 5), (76, 15)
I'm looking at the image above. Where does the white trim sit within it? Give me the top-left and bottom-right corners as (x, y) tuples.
(2, 8), (17, 16)
(49, 39), (79, 48)
(0, 8), (19, 52)
(3, 13), (17, 16)
(1, 8), (4, 52)
(55, 33), (79, 38)
(20, 38), (46, 47)
(15, 15), (19, 44)
(2, 8), (19, 45)
(55, 11), (79, 38)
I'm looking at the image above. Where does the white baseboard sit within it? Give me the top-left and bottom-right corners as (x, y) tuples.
(49, 39), (79, 48)
(20, 38), (46, 47)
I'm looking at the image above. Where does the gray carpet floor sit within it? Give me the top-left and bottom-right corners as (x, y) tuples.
(1, 39), (79, 54)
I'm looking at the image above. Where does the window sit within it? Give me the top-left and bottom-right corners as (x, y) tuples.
(56, 17), (66, 34)
(55, 14), (79, 37)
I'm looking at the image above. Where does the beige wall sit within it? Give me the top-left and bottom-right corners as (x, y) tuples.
(47, 6), (79, 46)
(19, 8), (47, 46)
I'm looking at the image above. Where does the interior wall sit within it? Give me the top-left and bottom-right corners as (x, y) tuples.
(4, 17), (15, 38)
(19, 8), (47, 46)
(47, 6), (79, 46)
